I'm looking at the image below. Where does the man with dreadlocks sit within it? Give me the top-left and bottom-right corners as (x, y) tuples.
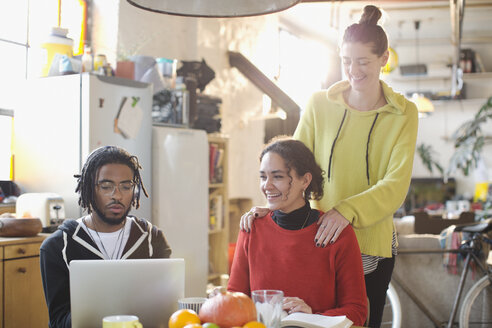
(40, 146), (171, 328)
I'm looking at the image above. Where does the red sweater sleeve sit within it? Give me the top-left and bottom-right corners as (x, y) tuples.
(319, 227), (367, 326)
(227, 229), (251, 296)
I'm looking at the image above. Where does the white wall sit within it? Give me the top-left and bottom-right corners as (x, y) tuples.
(91, 0), (120, 65)
(196, 17), (280, 206)
(92, 1), (271, 207)
(117, 2), (199, 61)
(91, 1), (492, 204)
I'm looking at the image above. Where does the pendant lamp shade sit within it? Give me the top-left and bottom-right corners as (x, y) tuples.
(127, 0), (301, 18)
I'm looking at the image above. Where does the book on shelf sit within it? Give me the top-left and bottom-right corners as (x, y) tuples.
(209, 143), (218, 183)
(474, 52), (486, 73)
(214, 148), (224, 169)
(280, 313), (353, 328)
(209, 194), (223, 231)
(209, 143), (224, 184)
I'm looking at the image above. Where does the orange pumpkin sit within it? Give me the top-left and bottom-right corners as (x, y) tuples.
(199, 291), (257, 328)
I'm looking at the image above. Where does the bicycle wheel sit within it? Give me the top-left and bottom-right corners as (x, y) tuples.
(381, 282), (402, 328)
(459, 275), (492, 328)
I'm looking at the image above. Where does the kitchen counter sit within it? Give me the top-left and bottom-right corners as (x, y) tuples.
(0, 233), (49, 246)
(0, 233), (49, 328)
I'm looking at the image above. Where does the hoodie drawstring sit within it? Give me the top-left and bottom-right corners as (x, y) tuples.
(62, 231), (69, 268)
(327, 110), (379, 185)
(327, 109), (347, 182)
(366, 113), (379, 185)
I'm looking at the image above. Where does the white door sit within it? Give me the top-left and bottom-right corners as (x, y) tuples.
(152, 126), (209, 297)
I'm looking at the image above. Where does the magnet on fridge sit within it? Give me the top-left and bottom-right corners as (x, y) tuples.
(99, 98), (104, 108)
(132, 96), (140, 107)
(114, 97), (143, 139)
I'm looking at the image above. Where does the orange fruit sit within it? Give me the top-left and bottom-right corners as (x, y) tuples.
(169, 309), (201, 328)
(243, 321), (266, 328)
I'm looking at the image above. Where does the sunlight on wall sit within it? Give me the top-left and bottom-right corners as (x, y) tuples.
(278, 29), (334, 109)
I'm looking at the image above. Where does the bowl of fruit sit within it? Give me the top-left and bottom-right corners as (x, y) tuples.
(169, 291), (265, 328)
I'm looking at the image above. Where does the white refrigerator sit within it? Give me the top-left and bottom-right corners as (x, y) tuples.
(14, 73), (153, 220)
(152, 126), (209, 297)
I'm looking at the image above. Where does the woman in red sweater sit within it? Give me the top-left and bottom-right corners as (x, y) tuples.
(227, 137), (367, 326)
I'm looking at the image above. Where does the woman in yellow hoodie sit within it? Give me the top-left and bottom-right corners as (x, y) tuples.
(240, 5), (418, 328)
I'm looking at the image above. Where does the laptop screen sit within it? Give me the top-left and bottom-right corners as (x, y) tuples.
(69, 258), (185, 328)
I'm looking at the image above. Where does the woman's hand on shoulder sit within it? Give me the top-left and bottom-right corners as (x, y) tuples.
(282, 297), (312, 314)
(239, 206), (269, 232)
(314, 209), (350, 247)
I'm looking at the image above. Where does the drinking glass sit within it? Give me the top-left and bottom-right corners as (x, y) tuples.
(252, 290), (284, 328)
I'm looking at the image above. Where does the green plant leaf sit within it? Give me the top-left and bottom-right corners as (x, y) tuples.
(417, 143), (443, 175)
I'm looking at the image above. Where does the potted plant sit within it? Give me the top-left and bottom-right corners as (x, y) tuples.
(416, 96), (492, 219)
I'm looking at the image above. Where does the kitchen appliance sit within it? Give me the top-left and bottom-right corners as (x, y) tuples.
(16, 192), (65, 232)
(14, 73), (152, 220)
(152, 125), (208, 297)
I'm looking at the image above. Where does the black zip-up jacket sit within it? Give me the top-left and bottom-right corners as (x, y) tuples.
(39, 217), (172, 328)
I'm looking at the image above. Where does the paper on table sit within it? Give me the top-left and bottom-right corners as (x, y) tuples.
(115, 97), (143, 139)
(280, 312), (353, 328)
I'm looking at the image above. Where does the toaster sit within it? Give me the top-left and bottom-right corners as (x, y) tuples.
(16, 192), (66, 232)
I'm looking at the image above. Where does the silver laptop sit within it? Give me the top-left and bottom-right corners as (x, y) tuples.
(70, 258), (185, 328)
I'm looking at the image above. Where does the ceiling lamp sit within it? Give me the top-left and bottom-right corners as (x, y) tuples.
(126, 0), (301, 18)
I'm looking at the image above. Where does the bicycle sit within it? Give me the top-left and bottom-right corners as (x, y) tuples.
(381, 282), (402, 328)
(388, 218), (492, 328)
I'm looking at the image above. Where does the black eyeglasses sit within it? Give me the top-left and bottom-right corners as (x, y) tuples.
(96, 181), (135, 196)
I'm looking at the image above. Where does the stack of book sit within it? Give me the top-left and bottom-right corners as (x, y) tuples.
(209, 143), (224, 184)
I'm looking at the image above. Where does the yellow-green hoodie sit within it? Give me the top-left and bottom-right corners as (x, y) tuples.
(294, 80), (418, 257)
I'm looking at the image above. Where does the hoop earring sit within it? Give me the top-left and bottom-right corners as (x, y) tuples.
(302, 189), (306, 199)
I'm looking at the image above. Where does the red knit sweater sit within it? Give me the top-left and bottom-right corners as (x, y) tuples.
(228, 212), (367, 326)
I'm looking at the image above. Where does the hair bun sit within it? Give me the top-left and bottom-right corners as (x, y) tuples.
(359, 5), (381, 25)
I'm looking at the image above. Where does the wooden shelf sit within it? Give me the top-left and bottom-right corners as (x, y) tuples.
(208, 228), (224, 235)
(207, 134), (230, 286)
(208, 273), (221, 281)
(463, 72), (492, 80)
(384, 71), (492, 83)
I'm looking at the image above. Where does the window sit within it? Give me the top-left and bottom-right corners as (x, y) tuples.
(0, 110), (13, 180)
(277, 28), (339, 111)
(0, 0), (86, 178)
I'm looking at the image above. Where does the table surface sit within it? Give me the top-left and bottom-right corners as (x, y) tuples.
(0, 233), (49, 246)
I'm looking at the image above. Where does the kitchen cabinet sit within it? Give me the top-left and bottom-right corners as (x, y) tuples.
(207, 134), (230, 286)
(0, 204), (15, 216)
(0, 235), (49, 328)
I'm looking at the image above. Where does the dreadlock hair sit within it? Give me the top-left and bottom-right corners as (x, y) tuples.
(260, 136), (324, 202)
(74, 146), (148, 213)
(343, 5), (388, 56)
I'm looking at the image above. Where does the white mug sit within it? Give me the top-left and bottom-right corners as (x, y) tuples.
(178, 297), (208, 313)
(102, 315), (143, 328)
